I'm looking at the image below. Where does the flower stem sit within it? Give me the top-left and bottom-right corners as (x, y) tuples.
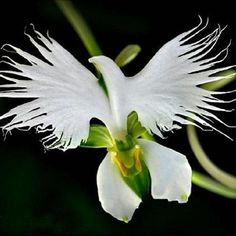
(187, 125), (236, 189)
(54, 0), (102, 56)
(192, 171), (236, 199)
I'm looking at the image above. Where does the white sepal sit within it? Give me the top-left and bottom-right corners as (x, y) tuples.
(97, 153), (142, 222)
(139, 139), (192, 203)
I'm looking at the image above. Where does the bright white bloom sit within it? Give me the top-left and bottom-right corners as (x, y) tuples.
(0, 19), (234, 222)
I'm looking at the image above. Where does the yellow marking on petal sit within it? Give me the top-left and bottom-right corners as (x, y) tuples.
(111, 152), (128, 177)
(134, 145), (142, 172)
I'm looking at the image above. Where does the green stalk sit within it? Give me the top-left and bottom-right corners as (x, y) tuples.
(187, 125), (236, 189)
(54, 0), (102, 56)
(192, 171), (236, 199)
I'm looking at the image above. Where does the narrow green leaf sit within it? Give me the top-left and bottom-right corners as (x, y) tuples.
(80, 125), (113, 148)
(192, 170), (236, 199)
(115, 44), (141, 68)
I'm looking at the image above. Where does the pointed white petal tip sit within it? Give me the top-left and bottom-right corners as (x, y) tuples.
(97, 153), (141, 222)
(88, 55), (113, 67)
(88, 55), (104, 63)
(139, 139), (192, 203)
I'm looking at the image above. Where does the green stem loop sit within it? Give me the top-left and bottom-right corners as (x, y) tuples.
(187, 125), (236, 190)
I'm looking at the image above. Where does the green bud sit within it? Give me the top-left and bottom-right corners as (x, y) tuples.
(115, 44), (141, 68)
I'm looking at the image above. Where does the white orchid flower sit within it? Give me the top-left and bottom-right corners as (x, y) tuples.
(0, 18), (235, 222)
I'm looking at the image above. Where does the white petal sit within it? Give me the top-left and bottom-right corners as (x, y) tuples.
(0, 26), (111, 150)
(90, 18), (235, 139)
(97, 153), (141, 222)
(129, 18), (235, 138)
(139, 139), (192, 203)
(89, 56), (128, 136)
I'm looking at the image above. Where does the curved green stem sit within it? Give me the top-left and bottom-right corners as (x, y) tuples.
(54, 0), (102, 56)
(187, 125), (236, 189)
(192, 171), (236, 199)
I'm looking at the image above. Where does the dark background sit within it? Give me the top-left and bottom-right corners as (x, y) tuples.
(0, 0), (236, 235)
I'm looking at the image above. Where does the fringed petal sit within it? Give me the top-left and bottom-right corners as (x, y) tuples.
(0, 26), (111, 150)
(125, 17), (235, 138)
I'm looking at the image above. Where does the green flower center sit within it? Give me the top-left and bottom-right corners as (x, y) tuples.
(108, 135), (143, 177)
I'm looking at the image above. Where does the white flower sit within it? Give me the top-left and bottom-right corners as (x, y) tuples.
(0, 19), (234, 222)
